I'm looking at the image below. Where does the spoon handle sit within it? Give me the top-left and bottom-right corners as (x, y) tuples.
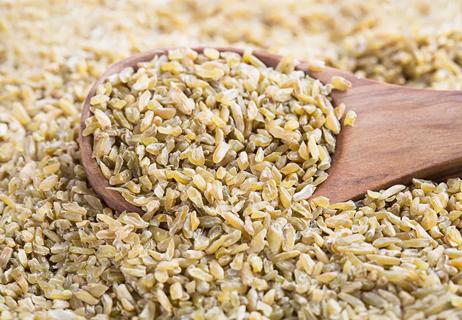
(313, 75), (462, 202)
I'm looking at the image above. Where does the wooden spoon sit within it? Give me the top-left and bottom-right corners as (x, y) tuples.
(79, 47), (462, 213)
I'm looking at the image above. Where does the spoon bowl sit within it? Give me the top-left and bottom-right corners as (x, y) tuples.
(80, 47), (462, 213)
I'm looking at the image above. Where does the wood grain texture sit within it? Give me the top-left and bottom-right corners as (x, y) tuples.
(313, 79), (462, 202)
(79, 47), (462, 213)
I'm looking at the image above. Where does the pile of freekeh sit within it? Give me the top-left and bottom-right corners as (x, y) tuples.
(1, 1), (462, 319)
(84, 48), (352, 213)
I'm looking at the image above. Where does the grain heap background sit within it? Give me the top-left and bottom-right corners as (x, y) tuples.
(1, 1), (462, 319)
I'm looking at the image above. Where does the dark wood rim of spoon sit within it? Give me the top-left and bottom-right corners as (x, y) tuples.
(79, 47), (355, 213)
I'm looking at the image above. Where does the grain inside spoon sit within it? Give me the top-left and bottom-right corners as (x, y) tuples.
(79, 47), (462, 213)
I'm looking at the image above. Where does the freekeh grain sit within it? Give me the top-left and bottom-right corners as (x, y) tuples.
(2, 0), (462, 319)
(84, 48), (347, 214)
